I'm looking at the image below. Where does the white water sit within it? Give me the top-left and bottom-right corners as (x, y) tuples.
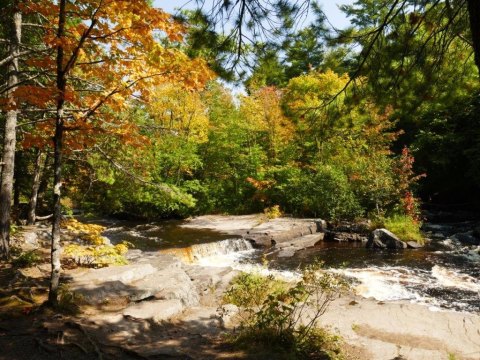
(193, 246), (480, 311)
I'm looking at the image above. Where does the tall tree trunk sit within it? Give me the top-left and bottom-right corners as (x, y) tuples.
(0, 4), (21, 259)
(48, 0), (66, 306)
(13, 150), (21, 211)
(27, 149), (46, 225)
(466, 0), (480, 74)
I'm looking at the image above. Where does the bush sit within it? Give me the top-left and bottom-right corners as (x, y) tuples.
(227, 263), (349, 359)
(62, 218), (133, 267)
(223, 272), (287, 309)
(383, 215), (424, 244)
(12, 250), (41, 268)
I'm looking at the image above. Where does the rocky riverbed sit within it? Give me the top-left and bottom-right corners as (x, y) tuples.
(1, 214), (479, 359)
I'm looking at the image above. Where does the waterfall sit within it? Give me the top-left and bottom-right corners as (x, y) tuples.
(160, 238), (253, 263)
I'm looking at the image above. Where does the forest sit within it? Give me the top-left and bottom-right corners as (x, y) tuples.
(0, 1), (479, 358)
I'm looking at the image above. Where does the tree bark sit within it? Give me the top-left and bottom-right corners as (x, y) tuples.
(466, 0), (480, 74)
(27, 149), (46, 225)
(0, 4), (21, 259)
(48, 0), (66, 306)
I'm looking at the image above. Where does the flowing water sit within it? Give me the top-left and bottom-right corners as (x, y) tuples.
(100, 218), (480, 313)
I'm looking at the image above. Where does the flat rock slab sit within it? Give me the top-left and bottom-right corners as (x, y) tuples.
(321, 296), (480, 360)
(245, 218), (319, 247)
(182, 215), (324, 248)
(123, 299), (183, 323)
(276, 233), (324, 249)
(181, 214), (263, 235)
(72, 263), (157, 286)
(69, 255), (199, 305)
(132, 268), (199, 306)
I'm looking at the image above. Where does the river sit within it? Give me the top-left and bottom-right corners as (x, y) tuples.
(99, 217), (480, 314)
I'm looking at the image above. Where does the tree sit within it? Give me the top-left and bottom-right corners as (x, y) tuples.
(19, 0), (213, 305)
(0, 1), (21, 259)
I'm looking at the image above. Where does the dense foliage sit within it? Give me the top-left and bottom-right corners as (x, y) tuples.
(1, 0), (479, 245)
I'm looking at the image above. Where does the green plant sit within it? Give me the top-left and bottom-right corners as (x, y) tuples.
(264, 205), (283, 219)
(223, 272), (287, 309)
(228, 263), (349, 359)
(12, 250), (41, 268)
(64, 242), (131, 267)
(57, 284), (84, 314)
(384, 214), (424, 244)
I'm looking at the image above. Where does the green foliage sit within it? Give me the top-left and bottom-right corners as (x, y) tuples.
(223, 272), (287, 308)
(228, 264), (348, 360)
(12, 250), (41, 268)
(383, 215), (424, 244)
(264, 205), (283, 219)
(269, 165), (363, 219)
(57, 284), (84, 315)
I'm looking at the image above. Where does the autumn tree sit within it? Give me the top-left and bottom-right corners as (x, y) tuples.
(17, 0), (213, 305)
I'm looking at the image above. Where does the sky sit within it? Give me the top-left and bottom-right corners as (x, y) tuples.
(153, 0), (353, 29)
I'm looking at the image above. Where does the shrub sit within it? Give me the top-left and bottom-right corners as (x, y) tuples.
(227, 263), (348, 359)
(62, 218), (133, 267)
(64, 242), (131, 267)
(57, 284), (84, 314)
(12, 250), (41, 268)
(264, 205), (283, 219)
(223, 272), (287, 309)
(383, 214), (424, 244)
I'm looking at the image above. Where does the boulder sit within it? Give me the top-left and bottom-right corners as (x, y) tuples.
(315, 219), (328, 232)
(325, 231), (368, 242)
(366, 229), (407, 249)
(277, 246), (298, 258)
(23, 232), (38, 249)
(123, 299), (183, 323)
(407, 241), (423, 249)
(217, 304), (239, 329)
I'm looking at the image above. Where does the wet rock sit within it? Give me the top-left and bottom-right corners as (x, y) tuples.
(278, 246), (298, 258)
(330, 220), (371, 234)
(366, 229), (407, 249)
(325, 231), (368, 242)
(452, 232), (480, 246)
(123, 299), (183, 322)
(407, 241), (423, 249)
(315, 219), (327, 232)
(277, 233), (324, 249)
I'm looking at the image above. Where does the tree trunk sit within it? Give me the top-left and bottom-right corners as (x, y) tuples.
(13, 150), (21, 211)
(0, 4), (21, 259)
(48, 0), (66, 306)
(27, 150), (46, 225)
(466, 0), (480, 74)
